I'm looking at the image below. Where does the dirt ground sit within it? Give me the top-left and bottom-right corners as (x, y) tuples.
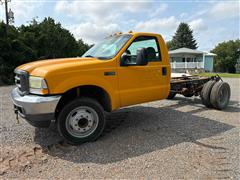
(0, 78), (239, 179)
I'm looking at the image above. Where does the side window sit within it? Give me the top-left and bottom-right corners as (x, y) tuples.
(125, 36), (161, 64)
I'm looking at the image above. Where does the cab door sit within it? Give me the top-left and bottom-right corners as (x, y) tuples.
(117, 35), (168, 107)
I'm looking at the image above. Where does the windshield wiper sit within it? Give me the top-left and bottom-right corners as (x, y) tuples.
(97, 57), (110, 60)
(85, 55), (95, 58)
(84, 55), (109, 60)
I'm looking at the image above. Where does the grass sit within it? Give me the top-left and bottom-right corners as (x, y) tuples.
(195, 72), (240, 78)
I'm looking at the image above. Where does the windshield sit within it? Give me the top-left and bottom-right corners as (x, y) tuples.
(82, 34), (132, 59)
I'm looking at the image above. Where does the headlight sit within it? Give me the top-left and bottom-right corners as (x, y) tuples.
(29, 76), (48, 94)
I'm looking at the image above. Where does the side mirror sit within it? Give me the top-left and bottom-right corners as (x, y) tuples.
(136, 48), (148, 66)
(120, 52), (130, 66)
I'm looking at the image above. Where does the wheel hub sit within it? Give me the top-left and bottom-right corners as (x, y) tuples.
(78, 118), (88, 128)
(65, 106), (99, 138)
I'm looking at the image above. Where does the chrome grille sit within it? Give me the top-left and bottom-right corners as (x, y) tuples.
(14, 69), (29, 95)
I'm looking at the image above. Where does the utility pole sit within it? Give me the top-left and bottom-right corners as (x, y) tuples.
(5, 0), (9, 25)
(1, 0), (13, 25)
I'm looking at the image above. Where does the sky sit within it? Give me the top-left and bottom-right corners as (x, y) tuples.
(0, 0), (239, 51)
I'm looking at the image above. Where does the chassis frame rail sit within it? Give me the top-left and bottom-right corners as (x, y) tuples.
(170, 75), (222, 97)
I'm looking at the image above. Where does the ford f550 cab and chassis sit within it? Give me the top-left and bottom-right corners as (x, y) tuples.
(11, 32), (230, 145)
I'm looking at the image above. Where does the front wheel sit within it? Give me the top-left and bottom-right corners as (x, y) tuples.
(57, 97), (106, 145)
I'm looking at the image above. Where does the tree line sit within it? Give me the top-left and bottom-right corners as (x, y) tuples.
(0, 17), (90, 85)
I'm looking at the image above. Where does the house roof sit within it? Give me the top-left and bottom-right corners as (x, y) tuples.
(169, 47), (217, 56)
(169, 48), (203, 55)
(202, 51), (217, 56)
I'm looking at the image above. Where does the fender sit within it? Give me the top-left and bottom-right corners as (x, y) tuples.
(47, 73), (120, 110)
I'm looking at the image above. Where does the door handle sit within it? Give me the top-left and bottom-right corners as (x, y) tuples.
(162, 67), (167, 76)
(104, 71), (116, 76)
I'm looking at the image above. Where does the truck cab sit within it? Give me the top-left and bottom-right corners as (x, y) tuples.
(11, 32), (170, 145)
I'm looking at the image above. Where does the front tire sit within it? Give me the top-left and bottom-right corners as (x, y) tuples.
(57, 97), (106, 145)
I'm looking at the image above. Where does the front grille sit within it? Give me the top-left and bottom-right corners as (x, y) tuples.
(15, 74), (21, 88)
(14, 69), (29, 95)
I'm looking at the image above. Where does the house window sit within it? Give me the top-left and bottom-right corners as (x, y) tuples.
(182, 58), (185, 62)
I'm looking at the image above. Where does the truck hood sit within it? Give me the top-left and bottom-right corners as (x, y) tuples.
(16, 57), (101, 76)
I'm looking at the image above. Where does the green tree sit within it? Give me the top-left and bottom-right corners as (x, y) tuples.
(77, 39), (91, 56)
(19, 17), (81, 59)
(211, 39), (240, 73)
(166, 40), (174, 50)
(0, 17), (90, 85)
(171, 22), (198, 50)
(0, 22), (34, 84)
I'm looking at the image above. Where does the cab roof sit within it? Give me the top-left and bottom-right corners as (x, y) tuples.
(111, 31), (162, 37)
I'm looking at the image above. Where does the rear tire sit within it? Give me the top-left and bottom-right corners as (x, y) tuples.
(57, 97), (106, 145)
(167, 92), (176, 99)
(201, 80), (216, 108)
(210, 82), (230, 110)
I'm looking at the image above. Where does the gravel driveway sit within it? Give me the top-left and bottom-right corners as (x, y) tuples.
(0, 78), (239, 179)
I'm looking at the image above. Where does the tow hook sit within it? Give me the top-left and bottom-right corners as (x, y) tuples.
(14, 107), (19, 124)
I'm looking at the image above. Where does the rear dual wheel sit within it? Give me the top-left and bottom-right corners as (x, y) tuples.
(210, 81), (231, 110)
(201, 80), (216, 108)
(201, 81), (230, 110)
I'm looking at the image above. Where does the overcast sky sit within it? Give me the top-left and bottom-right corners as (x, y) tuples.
(0, 0), (239, 51)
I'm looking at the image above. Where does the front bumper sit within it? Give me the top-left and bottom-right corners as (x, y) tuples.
(11, 88), (61, 127)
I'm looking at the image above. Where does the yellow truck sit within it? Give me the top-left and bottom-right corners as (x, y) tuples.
(11, 32), (230, 145)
